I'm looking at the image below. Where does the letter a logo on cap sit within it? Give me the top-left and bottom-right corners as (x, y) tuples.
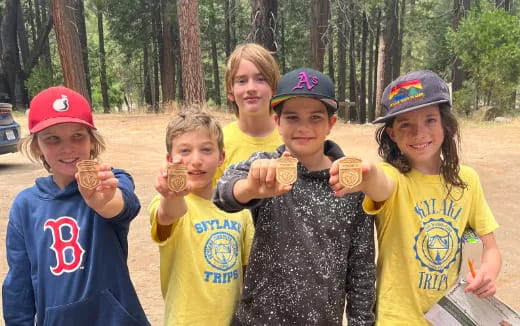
(52, 95), (69, 112)
(292, 72), (319, 91)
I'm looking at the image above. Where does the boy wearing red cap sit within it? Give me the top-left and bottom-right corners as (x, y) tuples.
(213, 68), (375, 325)
(2, 86), (150, 326)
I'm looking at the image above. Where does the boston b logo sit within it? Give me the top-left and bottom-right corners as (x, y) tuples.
(44, 217), (85, 276)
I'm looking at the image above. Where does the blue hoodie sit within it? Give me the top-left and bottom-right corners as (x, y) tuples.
(3, 169), (150, 326)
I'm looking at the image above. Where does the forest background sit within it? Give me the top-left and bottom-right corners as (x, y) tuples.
(1, 0), (520, 324)
(1, 0), (519, 120)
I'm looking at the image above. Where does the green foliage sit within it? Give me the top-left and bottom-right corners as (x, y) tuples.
(452, 81), (476, 116)
(448, 3), (520, 110)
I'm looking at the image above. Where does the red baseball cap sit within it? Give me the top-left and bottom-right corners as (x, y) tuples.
(28, 86), (96, 134)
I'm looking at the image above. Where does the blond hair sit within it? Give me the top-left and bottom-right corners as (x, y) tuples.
(165, 105), (224, 154)
(225, 43), (280, 116)
(19, 128), (106, 172)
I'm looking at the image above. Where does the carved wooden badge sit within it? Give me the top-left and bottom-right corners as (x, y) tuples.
(76, 160), (100, 190)
(167, 163), (188, 192)
(276, 156), (298, 186)
(338, 156), (363, 188)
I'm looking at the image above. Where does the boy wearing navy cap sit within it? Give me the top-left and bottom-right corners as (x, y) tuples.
(330, 70), (501, 325)
(213, 68), (376, 325)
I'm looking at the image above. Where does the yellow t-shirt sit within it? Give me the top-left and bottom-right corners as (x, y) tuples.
(149, 194), (255, 326)
(213, 121), (282, 185)
(363, 163), (498, 326)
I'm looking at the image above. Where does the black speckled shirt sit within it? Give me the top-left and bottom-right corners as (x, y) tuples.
(213, 140), (376, 326)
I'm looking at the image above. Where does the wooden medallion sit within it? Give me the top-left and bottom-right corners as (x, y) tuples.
(76, 160), (100, 190)
(276, 156), (298, 186)
(167, 163), (188, 192)
(338, 156), (362, 188)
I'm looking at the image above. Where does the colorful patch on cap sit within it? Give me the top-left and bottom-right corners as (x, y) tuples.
(292, 72), (319, 91)
(271, 95), (294, 108)
(388, 79), (424, 108)
(52, 95), (70, 112)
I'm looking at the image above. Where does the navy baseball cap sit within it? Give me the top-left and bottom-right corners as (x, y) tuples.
(373, 70), (451, 124)
(270, 68), (338, 113)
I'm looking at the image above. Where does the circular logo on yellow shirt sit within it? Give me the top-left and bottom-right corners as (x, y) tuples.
(204, 232), (238, 271)
(414, 218), (460, 273)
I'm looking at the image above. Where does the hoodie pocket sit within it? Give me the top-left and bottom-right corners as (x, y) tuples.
(43, 288), (145, 326)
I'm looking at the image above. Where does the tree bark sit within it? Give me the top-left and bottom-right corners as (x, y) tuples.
(347, 0), (357, 122)
(251, 0), (277, 52)
(35, 0), (52, 70)
(280, 7), (286, 73)
(97, 9), (110, 113)
(382, 0), (399, 90)
(160, 0), (176, 103)
(395, 0), (405, 78)
(327, 23), (334, 81)
(76, 0), (92, 101)
(452, 0), (469, 92)
(375, 37), (385, 120)
(224, 0), (231, 58)
(177, 0), (205, 106)
(50, 0), (89, 103)
(209, 0), (221, 106)
(371, 9), (381, 122)
(17, 2), (30, 70)
(152, 2), (160, 112)
(336, 0), (347, 105)
(359, 12), (368, 124)
(143, 45), (153, 107)
(1, 0), (25, 108)
(310, 0), (329, 71)
(23, 16), (53, 79)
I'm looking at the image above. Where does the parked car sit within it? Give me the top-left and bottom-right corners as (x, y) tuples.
(0, 103), (21, 155)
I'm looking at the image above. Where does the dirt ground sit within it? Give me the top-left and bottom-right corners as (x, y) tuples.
(1, 111), (519, 325)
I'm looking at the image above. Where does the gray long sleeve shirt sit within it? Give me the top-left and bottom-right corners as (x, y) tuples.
(213, 140), (376, 326)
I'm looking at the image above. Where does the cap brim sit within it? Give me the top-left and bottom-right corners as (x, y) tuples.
(271, 95), (338, 111)
(372, 99), (450, 124)
(30, 117), (96, 133)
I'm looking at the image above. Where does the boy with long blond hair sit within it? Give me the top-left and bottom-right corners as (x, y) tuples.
(213, 43), (282, 184)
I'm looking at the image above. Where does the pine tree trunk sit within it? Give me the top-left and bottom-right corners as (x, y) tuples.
(382, 0), (399, 89)
(347, 0), (357, 122)
(336, 0), (347, 105)
(160, 0), (176, 103)
(359, 12), (368, 124)
(310, 0), (329, 71)
(50, 0), (89, 103)
(76, 0), (92, 101)
(1, 0), (25, 108)
(372, 9), (381, 121)
(209, 0), (221, 106)
(452, 0), (469, 92)
(97, 10), (110, 113)
(177, 0), (205, 106)
(224, 0), (231, 58)
(251, 0), (278, 52)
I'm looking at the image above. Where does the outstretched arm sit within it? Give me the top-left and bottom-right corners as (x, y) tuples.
(330, 160), (394, 202)
(78, 163), (124, 218)
(464, 232), (501, 298)
(233, 152), (293, 204)
(152, 156), (192, 241)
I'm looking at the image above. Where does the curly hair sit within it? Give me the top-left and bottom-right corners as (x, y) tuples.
(375, 104), (467, 198)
